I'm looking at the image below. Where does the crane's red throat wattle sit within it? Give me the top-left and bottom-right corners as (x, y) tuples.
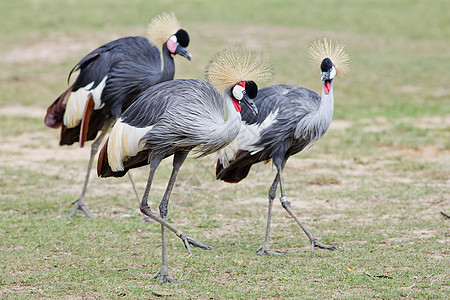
(232, 98), (241, 112)
(324, 80), (331, 95)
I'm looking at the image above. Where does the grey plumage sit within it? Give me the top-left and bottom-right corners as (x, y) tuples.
(98, 79), (239, 178)
(242, 84), (329, 159)
(216, 54), (345, 254)
(44, 16), (192, 218)
(97, 48), (271, 283)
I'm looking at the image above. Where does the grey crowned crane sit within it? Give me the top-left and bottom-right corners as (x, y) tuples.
(44, 13), (191, 218)
(97, 48), (272, 283)
(216, 38), (350, 254)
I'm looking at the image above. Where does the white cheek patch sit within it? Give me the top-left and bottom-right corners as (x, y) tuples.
(330, 66), (337, 79)
(232, 85), (245, 100)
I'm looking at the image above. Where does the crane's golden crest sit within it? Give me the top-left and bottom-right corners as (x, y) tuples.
(309, 37), (350, 77)
(206, 48), (273, 92)
(146, 12), (181, 47)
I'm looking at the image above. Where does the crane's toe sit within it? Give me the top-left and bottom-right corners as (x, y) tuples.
(180, 234), (212, 253)
(311, 238), (336, 253)
(153, 270), (183, 283)
(69, 197), (95, 218)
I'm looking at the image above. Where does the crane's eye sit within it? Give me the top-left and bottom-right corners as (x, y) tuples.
(232, 84), (245, 101)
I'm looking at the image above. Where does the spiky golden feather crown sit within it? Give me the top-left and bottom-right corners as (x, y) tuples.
(146, 12), (182, 47)
(309, 37), (350, 77)
(205, 48), (273, 92)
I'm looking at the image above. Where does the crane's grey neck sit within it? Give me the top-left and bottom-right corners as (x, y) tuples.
(160, 44), (175, 82)
(295, 78), (335, 142)
(318, 78), (334, 133)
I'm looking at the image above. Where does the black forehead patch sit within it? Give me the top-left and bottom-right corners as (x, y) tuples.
(245, 81), (258, 99)
(321, 58), (333, 72)
(175, 29), (189, 47)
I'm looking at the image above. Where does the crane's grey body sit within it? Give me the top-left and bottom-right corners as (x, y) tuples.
(97, 78), (251, 283)
(243, 84), (332, 161)
(217, 60), (338, 254)
(99, 79), (241, 178)
(98, 46), (270, 283)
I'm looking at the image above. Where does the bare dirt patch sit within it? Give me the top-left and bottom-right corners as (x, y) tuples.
(0, 29), (141, 65)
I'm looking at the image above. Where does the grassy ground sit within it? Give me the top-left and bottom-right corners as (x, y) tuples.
(0, 0), (449, 299)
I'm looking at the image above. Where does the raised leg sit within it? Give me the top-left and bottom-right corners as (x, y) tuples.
(275, 159), (336, 253)
(69, 119), (113, 218)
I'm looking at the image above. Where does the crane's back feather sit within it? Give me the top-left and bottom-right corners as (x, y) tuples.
(99, 79), (234, 176)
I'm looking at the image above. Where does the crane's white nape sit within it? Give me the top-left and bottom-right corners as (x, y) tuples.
(107, 119), (154, 172)
(63, 76), (107, 128)
(309, 37), (350, 77)
(146, 12), (182, 47)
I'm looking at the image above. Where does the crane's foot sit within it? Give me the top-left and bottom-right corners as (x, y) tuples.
(180, 233), (212, 254)
(256, 246), (287, 256)
(310, 238), (336, 253)
(153, 270), (183, 283)
(69, 198), (94, 218)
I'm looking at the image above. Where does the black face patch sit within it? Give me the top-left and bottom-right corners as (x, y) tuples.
(321, 58), (333, 72)
(245, 81), (258, 99)
(175, 29), (189, 48)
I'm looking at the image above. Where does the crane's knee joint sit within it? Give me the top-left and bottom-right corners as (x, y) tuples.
(268, 190), (276, 200)
(140, 203), (150, 214)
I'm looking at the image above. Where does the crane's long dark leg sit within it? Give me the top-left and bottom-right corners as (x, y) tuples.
(153, 151), (191, 283)
(256, 173), (286, 256)
(70, 118), (141, 219)
(275, 158), (336, 253)
(139, 152), (211, 283)
(69, 119), (113, 218)
(256, 159), (287, 256)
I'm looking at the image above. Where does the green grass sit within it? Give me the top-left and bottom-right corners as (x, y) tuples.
(1, 0), (449, 299)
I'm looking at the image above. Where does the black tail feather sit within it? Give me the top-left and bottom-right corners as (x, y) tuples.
(216, 150), (258, 183)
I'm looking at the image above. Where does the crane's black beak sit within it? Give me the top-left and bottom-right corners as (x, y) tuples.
(175, 46), (192, 61)
(242, 94), (258, 116)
